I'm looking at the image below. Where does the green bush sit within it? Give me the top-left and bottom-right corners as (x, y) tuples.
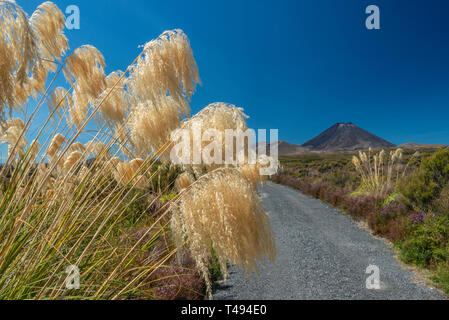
(399, 216), (449, 267)
(400, 150), (449, 211)
(424, 149), (449, 188)
(432, 185), (449, 216)
(432, 267), (449, 295)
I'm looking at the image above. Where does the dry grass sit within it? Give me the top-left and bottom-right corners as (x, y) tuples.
(171, 168), (276, 296)
(352, 148), (408, 196)
(30, 1), (68, 62)
(128, 96), (187, 158)
(0, 0), (39, 116)
(175, 171), (195, 191)
(127, 29), (200, 111)
(63, 45), (106, 128)
(0, 1), (276, 300)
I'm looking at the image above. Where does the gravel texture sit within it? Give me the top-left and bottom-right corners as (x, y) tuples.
(213, 182), (446, 300)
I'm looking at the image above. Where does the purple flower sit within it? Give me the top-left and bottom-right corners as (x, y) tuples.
(380, 201), (407, 217)
(410, 212), (428, 224)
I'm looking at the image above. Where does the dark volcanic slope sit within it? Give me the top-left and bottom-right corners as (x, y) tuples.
(302, 123), (395, 152)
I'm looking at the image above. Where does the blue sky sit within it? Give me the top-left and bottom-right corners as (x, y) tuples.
(17, 0), (449, 146)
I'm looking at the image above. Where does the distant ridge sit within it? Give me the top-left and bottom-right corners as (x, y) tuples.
(257, 140), (308, 156)
(258, 123), (398, 156)
(399, 142), (448, 150)
(301, 123), (395, 152)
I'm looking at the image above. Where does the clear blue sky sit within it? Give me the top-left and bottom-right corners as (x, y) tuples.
(18, 0), (449, 145)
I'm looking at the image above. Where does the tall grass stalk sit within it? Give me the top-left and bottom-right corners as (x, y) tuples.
(352, 148), (418, 197)
(0, 1), (276, 299)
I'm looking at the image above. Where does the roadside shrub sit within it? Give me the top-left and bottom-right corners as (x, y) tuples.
(310, 182), (329, 199)
(343, 195), (378, 219)
(410, 212), (428, 225)
(399, 216), (449, 268)
(380, 200), (408, 218)
(149, 249), (204, 300)
(400, 169), (439, 211)
(325, 189), (346, 207)
(431, 185), (449, 216)
(400, 150), (449, 211)
(432, 267), (449, 295)
(327, 169), (359, 190)
(367, 200), (409, 240)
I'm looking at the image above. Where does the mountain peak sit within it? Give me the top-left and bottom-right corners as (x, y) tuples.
(302, 122), (395, 152)
(335, 122), (355, 127)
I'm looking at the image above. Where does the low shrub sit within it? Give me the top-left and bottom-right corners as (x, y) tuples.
(400, 169), (439, 211)
(399, 216), (449, 268)
(149, 249), (205, 300)
(400, 150), (449, 211)
(325, 189), (346, 207)
(433, 267), (449, 295)
(343, 195), (379, 219)
(410, 212), (428, 225)
(364, 201), (409, 241)
(431, 185), (449, 217)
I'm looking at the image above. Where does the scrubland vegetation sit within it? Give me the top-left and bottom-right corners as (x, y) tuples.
(272, 147), (449, 294)
(0, 1), (275, 299)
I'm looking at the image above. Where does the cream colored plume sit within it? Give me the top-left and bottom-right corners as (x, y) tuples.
(185, 102), (248, 139)
(10, 58), (52, 108)
(237, 154), (275, 189)
(105, 156), (120, 172)
(127, 96), (187, 156)
(352, 148), (405, 196)
(48, 86), (72, 118)
(0, 117), (27, 158)
(181, 102), (249, 168)
(46, 133), (65, 159)
(238, 163), (263, 189)
(30, 1), (68, 63)
(175, 171), (195, 191)
(171, 168), (276, 295)
(111, 158), (148, 189)
(63, 150), (82, 172)
(391, 148), (403, 162)
(63, 45), (106, 127)
(67, 141), (85, 154)
(128, 29), (200, 109)
(85, 140), (108, 159)
(0, 0), (39, 115)
(96, 71), (127, 123)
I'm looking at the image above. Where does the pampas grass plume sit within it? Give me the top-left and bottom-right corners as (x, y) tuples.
(171, 168), (276, 296)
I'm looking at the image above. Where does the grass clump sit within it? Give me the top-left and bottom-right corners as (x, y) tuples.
(399, 150), (449, 212)
(399, 216), (449, 268)
(171, 168), (276, 297)
(0, 0), (276, 299)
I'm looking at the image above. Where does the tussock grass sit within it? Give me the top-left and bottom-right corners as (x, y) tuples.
(171, 168), (276, 296)
(352, 148), (418, 197)
(0, 1), (276, 299)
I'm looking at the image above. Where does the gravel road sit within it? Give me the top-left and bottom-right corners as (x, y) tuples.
(213, 182), (446, 300)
